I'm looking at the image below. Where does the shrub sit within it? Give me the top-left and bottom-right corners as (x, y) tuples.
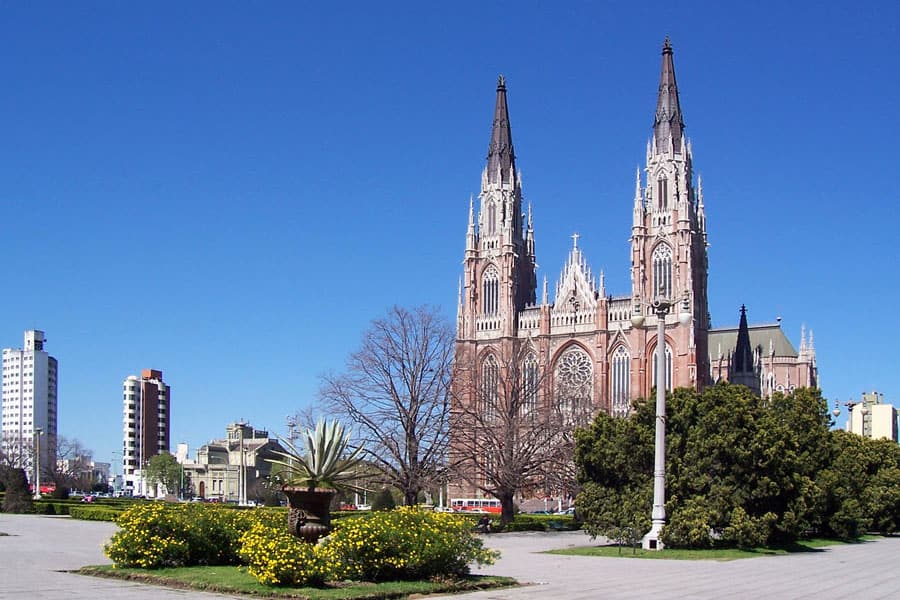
(371, 488), (396, 512)
(239, 523), (335, 586)
(69, 506), (121, 521)
(105, 503), (192, 568)
(49, 486), (70, 500)
(105, 503), (287, 569)
(723, 507), (776, 548)
(0, 467), (33, 513)
(321, 507), (498, 582)
(662, 498), (713, 549)
(503, 514), (581, 532)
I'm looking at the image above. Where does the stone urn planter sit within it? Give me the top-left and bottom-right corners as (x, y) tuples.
(268, 420), (366, 543)
(283, 486), (336, 543)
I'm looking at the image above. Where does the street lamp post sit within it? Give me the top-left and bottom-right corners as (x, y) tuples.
(632, 289), (691, 551)
(33, 428), (43, 499)
(111, 450), (121, 496)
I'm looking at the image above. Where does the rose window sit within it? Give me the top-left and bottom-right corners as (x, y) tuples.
(557, 348), (592, 389)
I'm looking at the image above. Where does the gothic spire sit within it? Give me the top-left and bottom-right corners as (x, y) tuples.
(486, 75), (516, 185)
(654, 37), (685, 153)
(732, 305), (754, 374)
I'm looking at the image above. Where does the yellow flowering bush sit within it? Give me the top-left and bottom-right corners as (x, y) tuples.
(104, 503), (286, 568)
(321, 507), (499, 581)
(239, 523), (336, 586)
(105, 503), (500, 586)
(104, 503), (192, 568)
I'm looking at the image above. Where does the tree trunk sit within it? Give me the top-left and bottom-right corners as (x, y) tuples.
(500, 493), (515, 527)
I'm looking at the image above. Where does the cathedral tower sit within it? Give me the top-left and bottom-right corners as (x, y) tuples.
(630, 38), (710, 392)
(458, 76), (537, 341)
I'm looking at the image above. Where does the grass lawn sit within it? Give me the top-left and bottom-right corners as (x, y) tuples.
(546, 537), (875, 561)
(77, 565), (517, 599)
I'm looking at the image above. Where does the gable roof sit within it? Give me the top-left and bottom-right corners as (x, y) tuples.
(709, 324), (798, 360)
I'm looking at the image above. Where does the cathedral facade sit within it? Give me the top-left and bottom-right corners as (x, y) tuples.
(450, 41), (817, 498)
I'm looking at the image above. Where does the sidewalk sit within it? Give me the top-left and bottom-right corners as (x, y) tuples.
(2, 513), (899, 599)
(0, 513), (241, 599)
(432, 530), (900, 599)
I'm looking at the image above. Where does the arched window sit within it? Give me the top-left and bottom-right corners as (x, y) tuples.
(610, 346), (631, 417)
(481, 354), (499, 421)
(486, 200), (497, 235)
(482, 266), (499, 315)
(657, 175), (668, 211)
(652, 244), (672, 299)
(555, 347), (593, 425)
(650, 343), (673, 392)
(522, 353), (538, 417)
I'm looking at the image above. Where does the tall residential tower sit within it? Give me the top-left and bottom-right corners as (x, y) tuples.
(1, 330), (58, 478)
(122, 369), (170, 496)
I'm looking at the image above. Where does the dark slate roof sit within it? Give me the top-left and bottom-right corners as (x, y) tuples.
(486, 75), (516, 184)
(709, 324), (799, 360)
(654, 37), (685, 151)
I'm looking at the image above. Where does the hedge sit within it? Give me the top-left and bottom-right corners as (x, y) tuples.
(69, 506), (122, 521)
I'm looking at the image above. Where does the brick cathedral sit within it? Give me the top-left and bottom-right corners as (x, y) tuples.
(450, 40), (818, 498)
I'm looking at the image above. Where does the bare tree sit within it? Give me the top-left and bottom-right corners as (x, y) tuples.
(49, 436), (94, 491)
(450, 343), (578, 526)
(318, 305), (454, 506)
(0, 436), (31, 470)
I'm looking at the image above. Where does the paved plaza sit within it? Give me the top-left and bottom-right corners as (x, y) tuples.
(1, 513), (899, 599)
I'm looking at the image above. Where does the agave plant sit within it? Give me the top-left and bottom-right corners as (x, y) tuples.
(268, 419), (367, 492)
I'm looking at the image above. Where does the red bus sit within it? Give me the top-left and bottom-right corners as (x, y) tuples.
(450, 498), (501, 514)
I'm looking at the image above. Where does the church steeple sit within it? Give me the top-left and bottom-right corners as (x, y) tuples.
(486, 75), (516, 185)
(654, 37), (685, 154)
(733, 305), (753, 373)
(730, 305), (760, 395)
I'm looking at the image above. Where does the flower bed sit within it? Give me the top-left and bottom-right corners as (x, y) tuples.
(104, 503), (497, 587)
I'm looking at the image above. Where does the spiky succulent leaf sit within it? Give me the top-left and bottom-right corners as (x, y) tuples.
(266, 418), (368, 492)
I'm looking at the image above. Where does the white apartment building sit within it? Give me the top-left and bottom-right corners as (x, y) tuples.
(122, 369), (170, 496)
(847, 391), (898, 442)
(1, 330), (58, 478)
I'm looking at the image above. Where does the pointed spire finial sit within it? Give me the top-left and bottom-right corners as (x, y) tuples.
(634, 166), (642, 203)
(571, 232), (580, 249)
(486, 74), (515, 185)
(654, 37), (685, 153)
(732, 304), (755, 376)
(542, 276), (548, 305)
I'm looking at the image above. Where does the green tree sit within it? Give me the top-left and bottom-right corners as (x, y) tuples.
(145, 452), (183, 496)
(819, 430), (900, 538)
(575, 384), (834, 548)
(574, 406), (652, 546)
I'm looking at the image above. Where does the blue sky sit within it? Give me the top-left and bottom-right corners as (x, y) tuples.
(1, 2), (898, 465)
